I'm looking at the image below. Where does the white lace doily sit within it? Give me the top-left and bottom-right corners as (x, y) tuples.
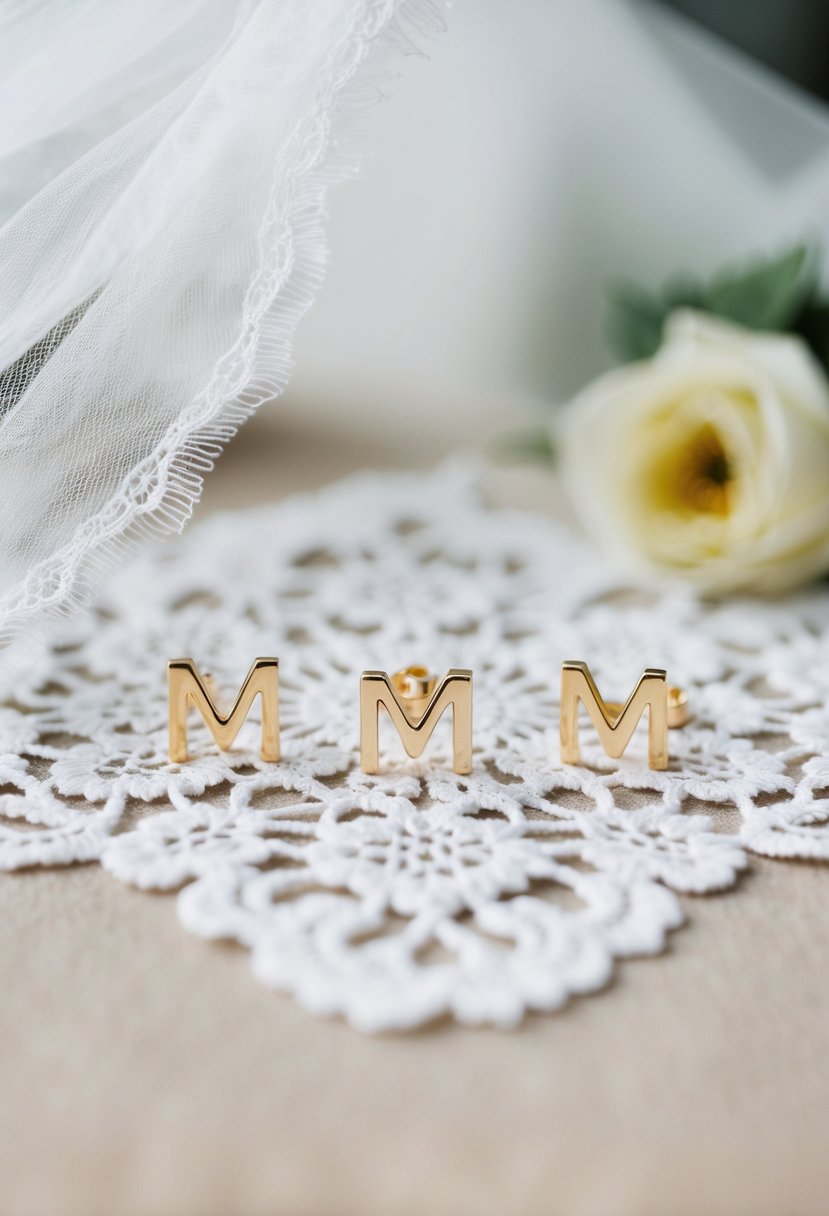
(1, 464), (827, 1031)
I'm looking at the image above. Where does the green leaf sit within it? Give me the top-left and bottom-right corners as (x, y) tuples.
(496, 428), (556, 465)
(662, 274), (705, 311)
(606, 274), (707, 363)
(605, 285), (667, 362)
(604, 245), (823, 367)
(794, 300), (829, 373)
(704, 244), (817, 331)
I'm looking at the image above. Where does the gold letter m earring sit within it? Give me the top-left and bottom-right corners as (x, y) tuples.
(560, 660), (688, 771)
(360, 665), (472, 775)
(168, 657), (280, 763)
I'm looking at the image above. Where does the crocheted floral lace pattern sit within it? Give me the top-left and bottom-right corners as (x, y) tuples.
(1, 466), (826, 1031)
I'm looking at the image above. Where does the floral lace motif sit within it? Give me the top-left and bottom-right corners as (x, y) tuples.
(1, 465), (826, 1031)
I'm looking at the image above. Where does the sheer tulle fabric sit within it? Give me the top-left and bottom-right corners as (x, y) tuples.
(0, 0), (432, 635)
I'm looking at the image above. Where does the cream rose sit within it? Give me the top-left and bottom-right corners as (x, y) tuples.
(558, 310), (829, 594)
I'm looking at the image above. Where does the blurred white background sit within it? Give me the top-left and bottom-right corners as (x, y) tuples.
(285, 0), (829, 446)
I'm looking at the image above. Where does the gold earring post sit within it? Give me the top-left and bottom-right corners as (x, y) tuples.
(667, 685), (689, 729)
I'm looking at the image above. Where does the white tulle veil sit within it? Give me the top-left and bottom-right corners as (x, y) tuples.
(0, 0), (437, 638)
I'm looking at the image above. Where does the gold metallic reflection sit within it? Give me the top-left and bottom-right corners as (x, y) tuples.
(360, 665), (473, 775)
(560, 660), (687, 771)
(168, 657), (280, 763)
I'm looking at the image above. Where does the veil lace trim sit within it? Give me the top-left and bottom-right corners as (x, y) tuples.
(0, 0), (442, 638)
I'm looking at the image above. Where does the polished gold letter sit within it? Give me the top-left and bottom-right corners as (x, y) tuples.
(360, 666), (473, 775)
(560, 660), (669, 770)
(168, 657), (280, 763)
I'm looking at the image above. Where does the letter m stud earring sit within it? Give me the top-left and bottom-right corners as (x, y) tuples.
(360, 664), (473, 774)
(560, 660), (688, 771)
(168, 657), (280, 763)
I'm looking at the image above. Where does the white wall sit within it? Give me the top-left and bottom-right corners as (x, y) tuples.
(285, 0), (829, 442)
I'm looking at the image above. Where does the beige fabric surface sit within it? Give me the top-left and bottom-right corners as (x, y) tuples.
(2, 409), (828, 1216)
